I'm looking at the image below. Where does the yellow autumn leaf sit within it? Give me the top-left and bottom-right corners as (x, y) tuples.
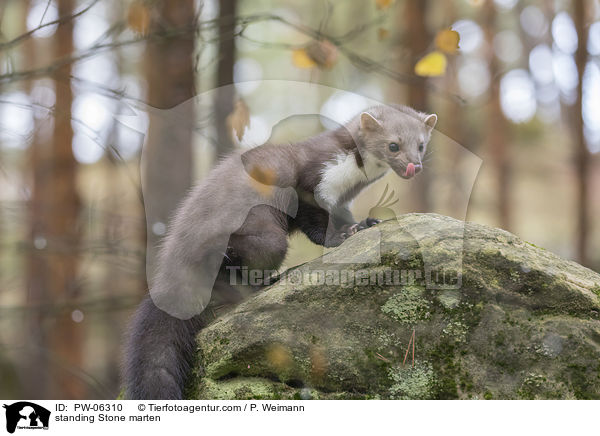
(375, 0), (394, 10)
(226, 99), (250, 142)
(266, 344), (292, 370)
(414, 51), (447, 77)
(305, 40), (338, 69)
(310, 345), (328, 379)
(127, 1), (150, 35)
(435, 29), (460, 54)
(377, 28), (390, 40)
(248, 165), (277, 197)
(292, 48), (317, 69)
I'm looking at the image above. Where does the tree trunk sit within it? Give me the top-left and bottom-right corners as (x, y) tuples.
(403, 0), (430, 212)
(442, 1), (466, 218)
(573, 0), (589, 266)
(22, 0), (50, 400)
(144, 0), (195, 268)
(215, 0), (238, 156)
(45, 0), (84, 399)
(483, 0), (511, 231)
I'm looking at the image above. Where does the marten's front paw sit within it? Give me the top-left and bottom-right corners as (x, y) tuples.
(356, 217), (381, 230)
(340, 218), (380, 239)
(341, 223), (359, 238)
(325, 218), (381, 247)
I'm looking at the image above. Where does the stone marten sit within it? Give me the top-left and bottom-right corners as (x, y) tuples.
(123, 104), (437, 399)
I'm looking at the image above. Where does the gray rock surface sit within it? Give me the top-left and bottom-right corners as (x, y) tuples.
(187, 214), (600, 399)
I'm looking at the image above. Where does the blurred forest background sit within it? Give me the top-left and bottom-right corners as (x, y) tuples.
(0, 0), (599, 399)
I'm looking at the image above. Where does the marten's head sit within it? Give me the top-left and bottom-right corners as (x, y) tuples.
(358, 105), (437, 179)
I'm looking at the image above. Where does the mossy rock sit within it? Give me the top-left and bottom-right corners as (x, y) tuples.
(188, 214), (600, 399)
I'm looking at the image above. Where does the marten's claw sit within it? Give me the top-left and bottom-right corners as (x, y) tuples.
(335, 218), (381, 245)
(346, 223), (360, 236)
(357, 217), (381, 230)
(340, 218), (380, 238)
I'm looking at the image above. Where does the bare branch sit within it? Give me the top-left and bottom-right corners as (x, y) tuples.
(1, 11), (465, 104)
(0, 0), (102, 52)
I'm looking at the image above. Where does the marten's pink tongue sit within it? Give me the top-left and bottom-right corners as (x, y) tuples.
(404, 163), (416, 178)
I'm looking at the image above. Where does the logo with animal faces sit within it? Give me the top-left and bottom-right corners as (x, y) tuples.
(2, 402), (50, 434)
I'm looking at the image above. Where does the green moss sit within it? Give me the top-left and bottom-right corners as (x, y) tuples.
(565, 364), (600, 399)
(483, 391), (493, 400)
(184, 344), (205, 399)
(407, 254), (424, 270)
(435, 375), (459, 399)
(517, 373), (573, 400)
(427, 341), (459, 399)
(494, 331), (506, 347)
(198, 377), (295, 400)
(358, 347), (394, 394)
(525, 241), (546, 250)
(459, 372), (474, 393)
(461, 302), (484, 329)
(363, 347), (391, 369)
(380, 252), (399, 267)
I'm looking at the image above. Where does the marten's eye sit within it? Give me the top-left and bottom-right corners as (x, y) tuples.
(418, 143), (424, 152)
(388, 142), (400, 152)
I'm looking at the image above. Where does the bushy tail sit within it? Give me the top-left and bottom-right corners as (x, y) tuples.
(122, 296), (202, 399)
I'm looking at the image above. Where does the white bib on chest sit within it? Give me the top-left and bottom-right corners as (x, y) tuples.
(315, 152), (389, 210)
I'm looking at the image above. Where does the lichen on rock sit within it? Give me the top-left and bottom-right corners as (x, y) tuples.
(381, 285), (431, 324)
(188, 214), (600, 400)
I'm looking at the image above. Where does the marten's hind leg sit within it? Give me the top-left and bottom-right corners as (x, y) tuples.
(223, 205), (288, 286)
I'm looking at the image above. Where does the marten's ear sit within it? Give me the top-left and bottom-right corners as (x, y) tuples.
(424, 113), (437, 131)
(360, 112), (382, 132)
